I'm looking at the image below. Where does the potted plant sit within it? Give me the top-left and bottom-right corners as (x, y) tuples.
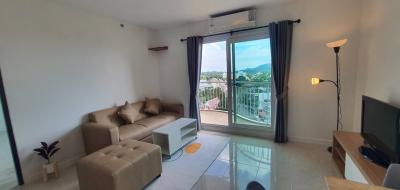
(33, 141), (60, 181)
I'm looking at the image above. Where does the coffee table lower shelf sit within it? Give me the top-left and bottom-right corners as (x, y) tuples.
(152, 118), (197, 156)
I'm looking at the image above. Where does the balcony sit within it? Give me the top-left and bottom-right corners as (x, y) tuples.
(199, 81), (272, 127)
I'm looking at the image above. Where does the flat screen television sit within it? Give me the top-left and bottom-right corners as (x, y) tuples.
(361, 96), (400, 168)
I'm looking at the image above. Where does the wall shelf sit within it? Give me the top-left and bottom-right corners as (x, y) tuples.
(148, 46), (168, 51)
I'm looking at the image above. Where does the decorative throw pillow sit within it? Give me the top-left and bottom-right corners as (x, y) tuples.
(117, 101), (139, 124)
(144, 98), (161, 115)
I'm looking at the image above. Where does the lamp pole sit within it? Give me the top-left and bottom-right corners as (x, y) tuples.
(334, 47), (340, 132)
(315, 47), (342, 153)
(326, 46), (341, 152)
(311, 38), (347, 153)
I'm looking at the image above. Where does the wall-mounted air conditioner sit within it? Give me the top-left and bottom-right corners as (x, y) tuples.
(209, 9), (256, 34)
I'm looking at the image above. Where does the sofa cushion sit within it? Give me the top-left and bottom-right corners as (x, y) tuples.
(119, 124), (150, 141)
(89, 107), (123, 127)
(135, 112), (179, 130)
(118, 101), (140, 124)
(130, 101), (148, 121)
(144, 98), (161, 115)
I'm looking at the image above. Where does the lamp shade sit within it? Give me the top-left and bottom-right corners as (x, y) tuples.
(311, 78), (320, 85)
(326, 39), (348, 48)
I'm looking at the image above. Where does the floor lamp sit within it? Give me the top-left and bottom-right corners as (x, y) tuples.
(311, 39), (348, 152)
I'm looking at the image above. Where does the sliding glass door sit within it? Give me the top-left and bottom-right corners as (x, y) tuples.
(228, 30), (273, 130)
(200, 29), (274, 133)
(0, 100), (18, 189)
(0, 70), (23, 189)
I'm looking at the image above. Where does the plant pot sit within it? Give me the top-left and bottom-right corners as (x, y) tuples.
(42, 161), (59, 182)
(43, 162), (56, 174)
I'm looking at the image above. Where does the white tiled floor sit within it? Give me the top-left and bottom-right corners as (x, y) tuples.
(192, 134), (341, 190)
(10, 131), (340, 190)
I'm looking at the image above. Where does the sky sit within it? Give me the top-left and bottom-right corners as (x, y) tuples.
(201, 38), (271, 72)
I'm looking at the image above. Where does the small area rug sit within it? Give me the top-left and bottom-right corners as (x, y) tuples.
(146, 132), (229, 190)
(184, 143), (202, 154)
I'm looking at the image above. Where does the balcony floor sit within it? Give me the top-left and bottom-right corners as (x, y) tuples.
(200, 110), (265, 127)
(200, 110), (229, 126)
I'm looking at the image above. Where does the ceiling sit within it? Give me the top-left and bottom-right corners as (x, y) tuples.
(55, 0), (289, 30)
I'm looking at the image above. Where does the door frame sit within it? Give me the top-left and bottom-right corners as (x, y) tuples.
(200, 29), (275, 137)
(0, 69), (24, 185)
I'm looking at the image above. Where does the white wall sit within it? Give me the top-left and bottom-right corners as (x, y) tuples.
(155, 0), (364, 144)
(0, 0), (160, 181)
(353, 0), (400, 131)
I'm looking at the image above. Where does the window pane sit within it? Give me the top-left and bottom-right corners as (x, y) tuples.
(232, 38), (272, 127)
(200, 41), (228, 126)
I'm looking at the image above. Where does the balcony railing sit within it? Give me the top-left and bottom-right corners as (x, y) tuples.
(199, 81), (272, 126)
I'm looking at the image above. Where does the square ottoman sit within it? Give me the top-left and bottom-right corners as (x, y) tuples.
(77, 140), (162, 190)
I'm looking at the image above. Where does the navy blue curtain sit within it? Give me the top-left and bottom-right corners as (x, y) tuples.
(187, 36), (203, 130)
(269, 21), (293, 143)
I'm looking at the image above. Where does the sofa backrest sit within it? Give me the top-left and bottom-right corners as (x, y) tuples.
(88, 101), (148, 126)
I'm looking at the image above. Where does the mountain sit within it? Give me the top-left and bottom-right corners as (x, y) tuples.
(240, 64), (271, 73)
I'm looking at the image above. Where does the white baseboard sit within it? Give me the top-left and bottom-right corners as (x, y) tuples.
(24, 153), (84, 183)
(289, 135), (332, 146)
(202, 126), (332, 146)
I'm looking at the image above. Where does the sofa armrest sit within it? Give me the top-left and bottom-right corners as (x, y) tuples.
(82, 123), (119, 154)
(162, 103), (184, 117)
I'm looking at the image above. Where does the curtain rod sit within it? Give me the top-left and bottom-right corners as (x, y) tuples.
(180, 19), (301, 42)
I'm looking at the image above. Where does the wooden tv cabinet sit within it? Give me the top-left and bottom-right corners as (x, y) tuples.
(332, 131), (387, 185)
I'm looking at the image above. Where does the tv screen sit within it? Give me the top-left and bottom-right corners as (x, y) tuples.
(361, 96), (400, 163)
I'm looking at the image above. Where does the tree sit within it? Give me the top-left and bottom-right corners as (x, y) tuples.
(199, 87), (227, 111)
(250, 72), (271, 83)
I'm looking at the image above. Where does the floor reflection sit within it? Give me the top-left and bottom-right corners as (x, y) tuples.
(193, 138), (272, 190)
(192, 134), (340, 190)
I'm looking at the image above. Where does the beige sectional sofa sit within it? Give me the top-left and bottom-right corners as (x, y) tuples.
(82, 100), (183, 154)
